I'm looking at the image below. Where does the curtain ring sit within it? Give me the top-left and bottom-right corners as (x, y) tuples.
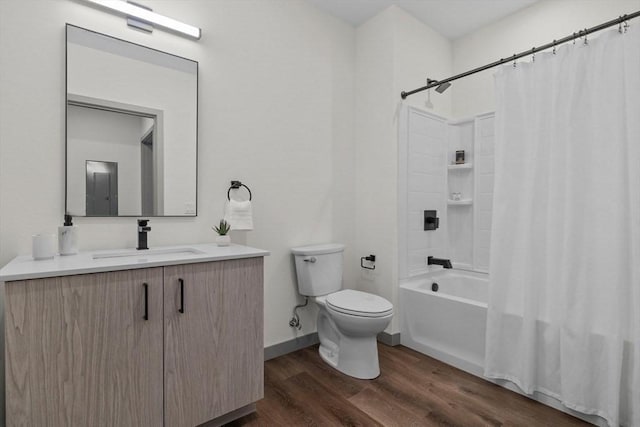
(619, 16), (623, 34)
(531, 47), (535, 62)
(513, 54), (517, 68)
(584, 29), (588, 45)
(552, 39), (557, 54)
(573, 32), (577, 44)
(624, 20), (629, 33)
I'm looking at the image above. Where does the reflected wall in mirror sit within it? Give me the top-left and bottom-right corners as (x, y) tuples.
(66, 24), (198, 217)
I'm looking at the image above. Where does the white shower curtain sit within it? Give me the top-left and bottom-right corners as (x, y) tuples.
(485, 25), (640, 427)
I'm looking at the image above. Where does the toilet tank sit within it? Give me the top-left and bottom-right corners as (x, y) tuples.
(291, 243), (344, 296)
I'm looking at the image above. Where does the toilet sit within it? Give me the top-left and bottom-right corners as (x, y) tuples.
(291, 243), (393, 379)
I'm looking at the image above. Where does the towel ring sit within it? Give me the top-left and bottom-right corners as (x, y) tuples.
(227, 180), (252, 201)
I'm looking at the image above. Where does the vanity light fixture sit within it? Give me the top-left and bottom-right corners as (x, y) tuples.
(82, 0), (201, 40)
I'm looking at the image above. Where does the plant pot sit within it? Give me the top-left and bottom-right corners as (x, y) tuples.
(216, 235), (231, 246)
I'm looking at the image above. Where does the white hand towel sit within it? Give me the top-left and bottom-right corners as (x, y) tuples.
(224, 199), (253, 231)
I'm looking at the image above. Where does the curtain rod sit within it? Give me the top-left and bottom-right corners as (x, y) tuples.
(400, 10), (640, 99)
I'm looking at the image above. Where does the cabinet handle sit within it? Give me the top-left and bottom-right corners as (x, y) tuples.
(178, 278), (185, 314)
(143, 283), (149, 320)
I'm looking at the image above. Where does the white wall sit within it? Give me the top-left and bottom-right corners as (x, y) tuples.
(453, 0), (640, 117)
(355, 6), (452, 334)
(354, 8), (396, 331)
(0, 1), (355, 421)
(67, 105), (143, 215)
(393, 7), (453, 116)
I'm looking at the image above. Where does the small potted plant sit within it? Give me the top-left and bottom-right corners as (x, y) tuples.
(213, 219), (231, 246)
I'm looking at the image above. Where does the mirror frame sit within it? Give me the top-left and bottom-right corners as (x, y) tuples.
(65, 24), (199, 217)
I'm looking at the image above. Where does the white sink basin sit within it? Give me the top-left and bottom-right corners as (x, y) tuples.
(92, 247), (206, 260)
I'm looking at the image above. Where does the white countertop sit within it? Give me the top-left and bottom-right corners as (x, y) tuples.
(0, 243), (270, 282)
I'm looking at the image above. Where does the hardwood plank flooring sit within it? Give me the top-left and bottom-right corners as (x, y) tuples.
(227, 344), (589, 427)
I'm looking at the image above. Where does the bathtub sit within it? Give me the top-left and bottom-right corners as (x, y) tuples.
(400, 268), (488, 376)
(399, 269), (616, 426)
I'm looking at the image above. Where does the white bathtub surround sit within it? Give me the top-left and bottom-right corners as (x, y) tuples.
(486, 26), (640, 427)
(397, 106), (495, 278)
(397, 107), (448, 279)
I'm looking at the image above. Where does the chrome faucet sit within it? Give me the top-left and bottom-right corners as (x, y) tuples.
(137, 219), (151, 250)
(428, 256), (452, 269)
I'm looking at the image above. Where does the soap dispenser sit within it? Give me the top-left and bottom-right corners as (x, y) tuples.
(58, 214), (78, 255)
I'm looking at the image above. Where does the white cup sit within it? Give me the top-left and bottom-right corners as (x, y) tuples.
(32, 234), (56, 260)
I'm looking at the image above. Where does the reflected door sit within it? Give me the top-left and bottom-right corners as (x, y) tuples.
(86, 160), (118, 216)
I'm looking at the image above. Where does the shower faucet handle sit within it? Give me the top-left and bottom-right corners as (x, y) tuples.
(424, 210), (439, 230)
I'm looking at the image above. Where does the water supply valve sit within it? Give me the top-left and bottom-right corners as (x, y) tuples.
(289, 316), (301, 330)
(289, 297), (308, 330)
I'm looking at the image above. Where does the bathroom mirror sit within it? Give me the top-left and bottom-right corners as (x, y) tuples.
(66, 24), (198, 217)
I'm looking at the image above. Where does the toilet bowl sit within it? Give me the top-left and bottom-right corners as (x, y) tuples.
(316, 290), (393, 379)
(291, 244), (393, 379)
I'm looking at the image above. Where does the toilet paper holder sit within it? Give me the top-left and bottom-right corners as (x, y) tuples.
(361, 254), (376, 270)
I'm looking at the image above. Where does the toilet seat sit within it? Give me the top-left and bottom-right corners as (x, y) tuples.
(326, 290), (393, 318)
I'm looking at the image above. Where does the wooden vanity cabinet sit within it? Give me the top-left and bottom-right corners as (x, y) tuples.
(4, 257), (264, 427)
(164, 258), (264, 426)
(5, 267), (165, 427)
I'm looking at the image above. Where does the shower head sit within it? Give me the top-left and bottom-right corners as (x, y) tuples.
(427, 78), (452, 94)
(436, 81), (451, 93)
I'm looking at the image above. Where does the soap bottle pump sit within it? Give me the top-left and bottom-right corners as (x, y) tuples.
(59, 214), (78, 255)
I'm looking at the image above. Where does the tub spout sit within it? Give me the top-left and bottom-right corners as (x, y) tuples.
(428, 256), (452, 269)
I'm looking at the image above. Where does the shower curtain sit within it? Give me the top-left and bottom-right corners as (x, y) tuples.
(485, 25), (640, 426)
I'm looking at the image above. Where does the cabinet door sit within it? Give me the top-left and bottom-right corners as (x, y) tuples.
(164, 258), (264, 427)
(5, 268), (164, 427)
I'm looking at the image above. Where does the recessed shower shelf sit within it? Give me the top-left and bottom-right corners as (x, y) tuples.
(447, 199), (473, 206)
(448, 163), (473, 170)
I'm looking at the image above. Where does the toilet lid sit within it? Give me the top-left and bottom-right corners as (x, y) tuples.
(326, 290), (393, 317)
(291, 243), (344, 255)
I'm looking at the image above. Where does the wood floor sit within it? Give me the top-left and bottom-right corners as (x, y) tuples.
(227, 344), (589, 427)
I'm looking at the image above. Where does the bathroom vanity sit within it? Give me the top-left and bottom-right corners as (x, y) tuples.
(0, 244), (268, 427)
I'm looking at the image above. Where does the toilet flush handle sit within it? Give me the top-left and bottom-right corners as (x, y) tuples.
(304, 256), (317, 263)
